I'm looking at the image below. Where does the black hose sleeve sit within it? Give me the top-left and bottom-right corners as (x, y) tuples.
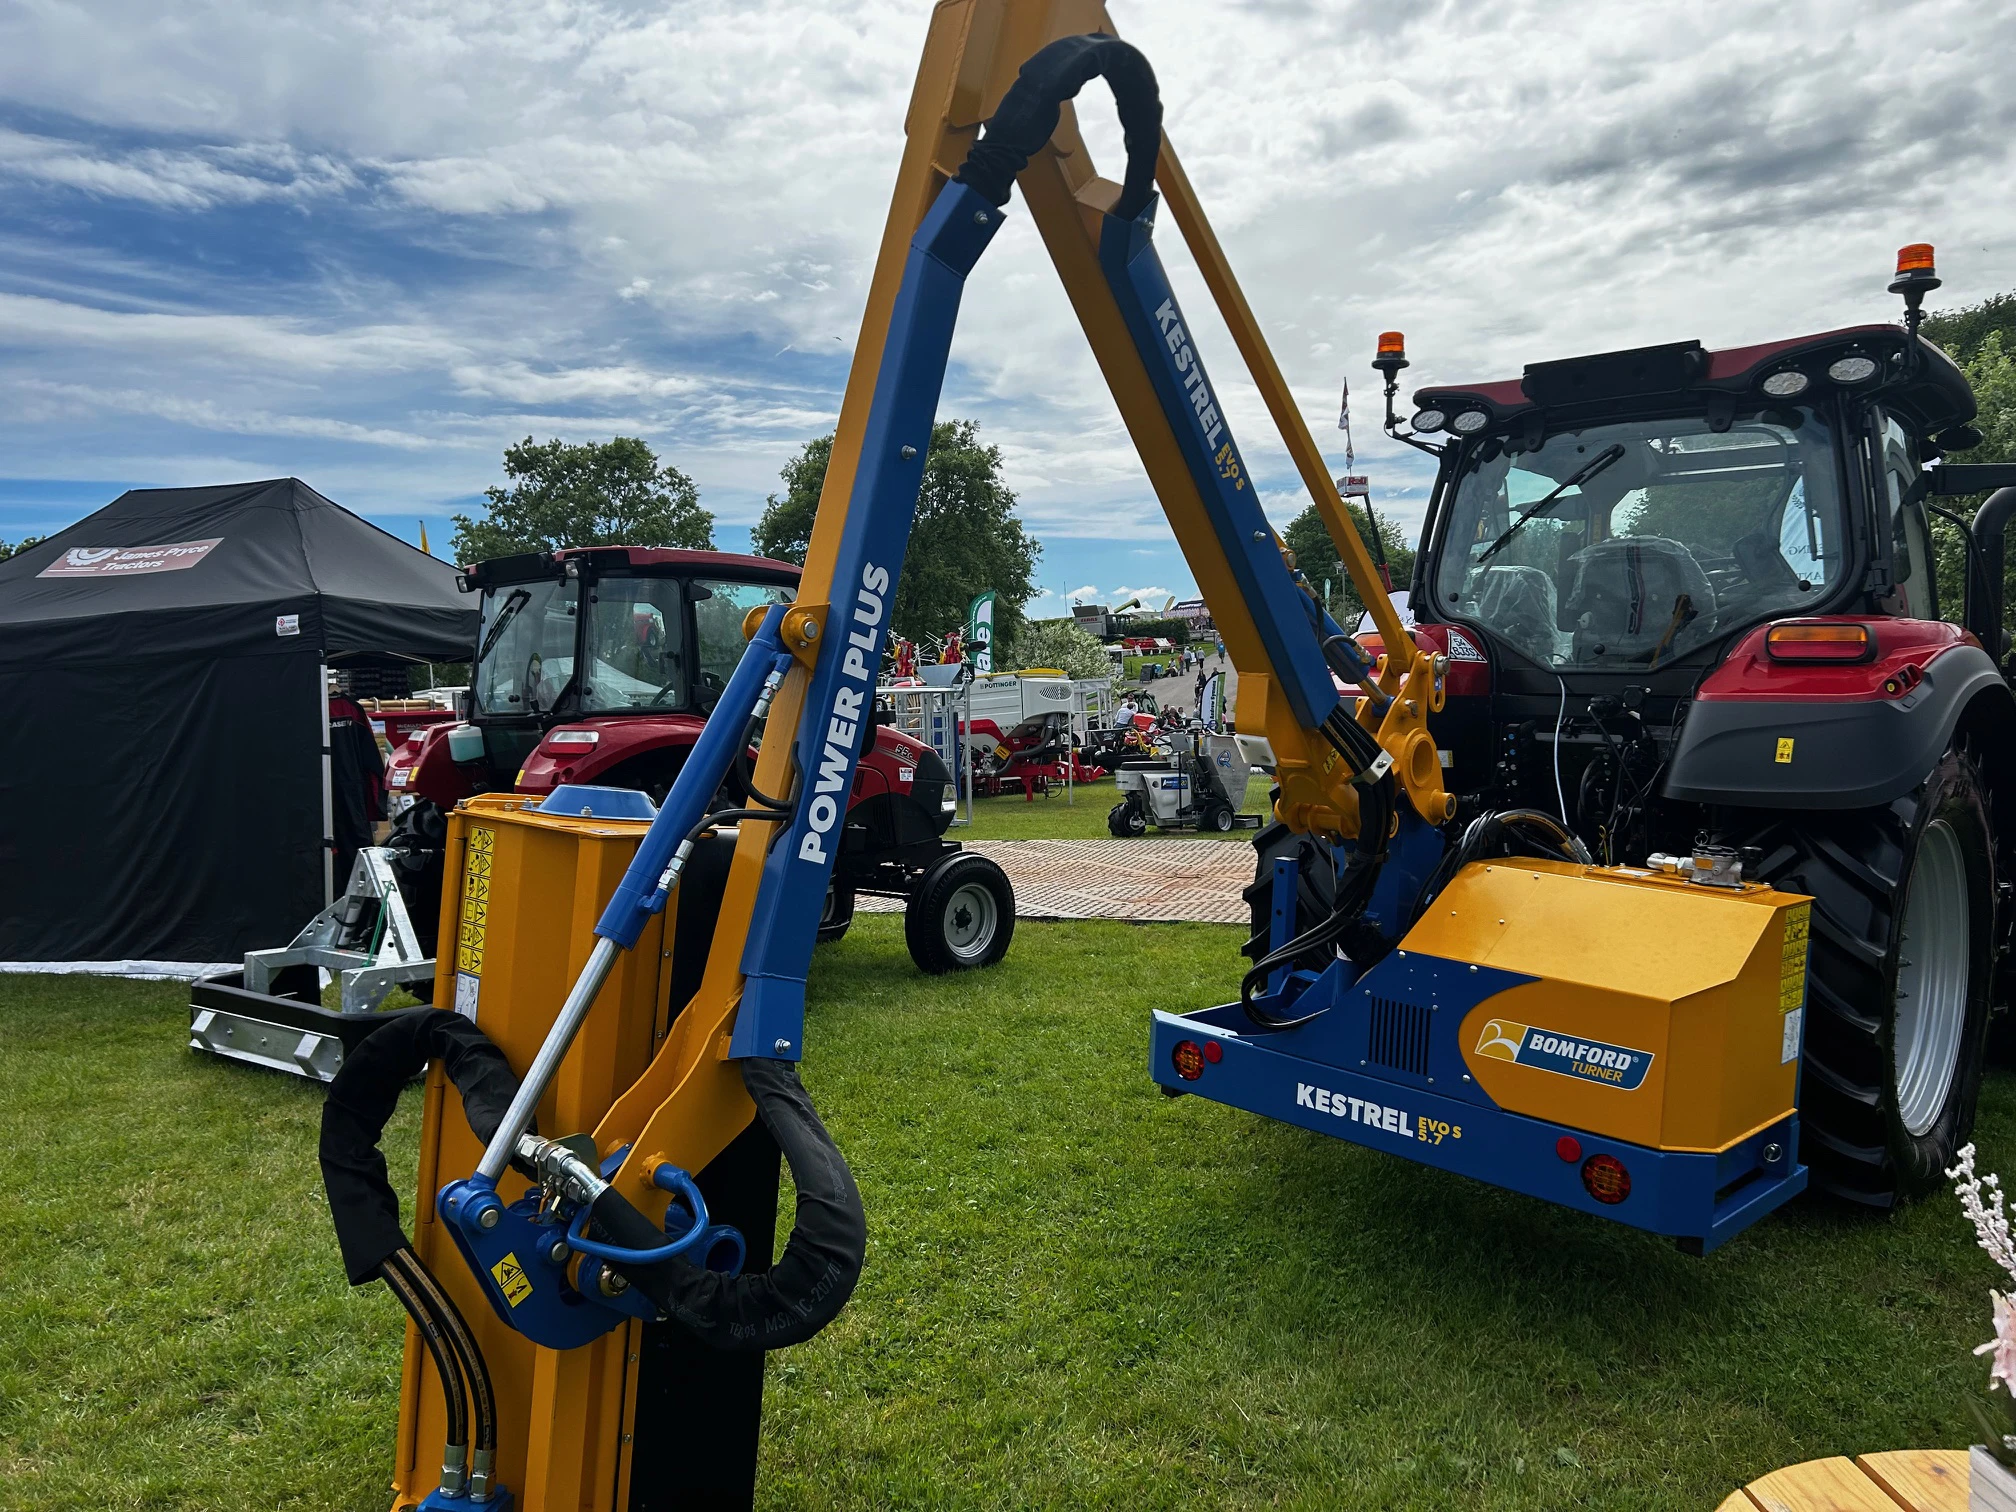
(954, 33), (1162, 220)
(597, 1058), (865, 1352)
(387, 1247), (497, 1454)
(319, 1008), (525, 1286)
(379, 1249), (468, 1455)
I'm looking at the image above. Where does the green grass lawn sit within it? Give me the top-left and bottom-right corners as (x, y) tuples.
(5, 920), (2015, 1509)
(959, 773), (1268, 841)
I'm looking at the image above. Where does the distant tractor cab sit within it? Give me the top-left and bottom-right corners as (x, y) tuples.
(1333, 246), (2016, 1207)
(387, 546), (1013, 976)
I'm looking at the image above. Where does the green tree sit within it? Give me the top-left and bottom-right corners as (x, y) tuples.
(1930, 329), (2016, 630)
(754, 420), (1041, 648)
(1922, 294), (2016, 365)
(751, 433), (830, 564)
(0, 535), (45, 562)
(451, 436), (712, 564)
(1283, 500), (1414, 627)
(1009, 619), (1112, 680)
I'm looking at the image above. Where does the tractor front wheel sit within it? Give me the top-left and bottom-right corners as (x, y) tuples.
(1750, 747), (1994, 1205)
(905, 852), (1015, 974)
(817, 883), (856, 945)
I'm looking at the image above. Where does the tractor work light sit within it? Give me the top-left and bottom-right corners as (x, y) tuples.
(1172, 1040), (1206, 1080)
(1450, 409), (1490, 434)
(1581, 1153), (1631, 1204)
(546, 730), (600, 746)
(1765, 621), (1875, 663)
(1761, 370), (1810, 398)
(1827, 354), (1879, 384)
(1410, 407), (1447, 433)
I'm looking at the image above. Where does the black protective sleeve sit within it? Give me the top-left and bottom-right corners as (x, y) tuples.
(318, 1008), (524, 1286)
(954, 33), (1162, 220)
(595, 1058), (865, 1352)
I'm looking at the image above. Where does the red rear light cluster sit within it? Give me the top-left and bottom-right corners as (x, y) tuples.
(1581, 1154), (1631, 1204)
(1765, 621), (1874, 664)
(1172, 1040), (1205, 1081)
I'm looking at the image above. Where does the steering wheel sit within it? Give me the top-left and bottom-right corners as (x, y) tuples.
(696, 670), (726, 712)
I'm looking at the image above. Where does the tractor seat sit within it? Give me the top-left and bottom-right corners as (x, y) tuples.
(1560, 536), (1716, 660)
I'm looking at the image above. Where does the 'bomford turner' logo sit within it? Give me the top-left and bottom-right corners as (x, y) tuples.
(1475, 1019), (1655, 1090)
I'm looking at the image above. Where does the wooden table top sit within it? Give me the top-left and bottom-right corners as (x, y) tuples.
(1716, 1449), (1966, 1512)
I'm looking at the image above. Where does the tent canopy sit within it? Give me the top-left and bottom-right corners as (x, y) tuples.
(0, 478), (473, 666)
(0, 479), (479, 967)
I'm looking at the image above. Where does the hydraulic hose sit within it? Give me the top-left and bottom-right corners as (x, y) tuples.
(377, 1251), (469, 1490)
(584, 1058), (865, 1352)
(385, 1247), (497, 1457)
(954, 33), (1163, 221)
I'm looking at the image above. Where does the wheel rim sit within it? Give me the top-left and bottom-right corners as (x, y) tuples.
(1894, 817), (1970, 1137)
(943, 882), (998, 962)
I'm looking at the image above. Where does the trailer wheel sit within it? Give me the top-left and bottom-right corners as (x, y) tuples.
(1749, 747), (1994, 1206)
(905, 853), (1015, 974)
(1201, 801), (1236, 834)
(1108, 798), (1147, 837)
(817, 883), (855, 945)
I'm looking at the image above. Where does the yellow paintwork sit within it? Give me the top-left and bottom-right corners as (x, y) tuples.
(394, 795), (686, 1511)
(1402, 860), (1809, 1152)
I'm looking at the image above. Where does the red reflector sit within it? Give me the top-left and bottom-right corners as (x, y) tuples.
(1582, 1154), (1631, 1204)
(1201, 1039), (1223, 1064)
(1765, 621), (1874, 663)
(1555, 1136), (1582, 1163)
(1172, 1040), (1205, 1081)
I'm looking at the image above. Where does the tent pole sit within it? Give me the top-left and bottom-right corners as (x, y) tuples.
(319, 656), (334, 906)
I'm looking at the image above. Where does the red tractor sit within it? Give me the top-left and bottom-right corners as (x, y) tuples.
(386, 545), (1013, 975)
(1276, 245), (2016, 1213)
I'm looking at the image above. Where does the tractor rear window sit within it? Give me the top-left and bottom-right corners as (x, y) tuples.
(472, 578), (578, 716)
(1433, 407), (1845, 669)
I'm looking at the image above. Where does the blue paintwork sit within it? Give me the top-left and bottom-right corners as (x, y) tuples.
(536, 784), (658, 821)
(416, 1485), (515, 1510)
(1150, 1006), (1808, 1251)
(435, 1176), (630, 1350)
(728, 181), (1004, 1061)
(1095, 200), (1341, 731)
(594, 605), (794, 950)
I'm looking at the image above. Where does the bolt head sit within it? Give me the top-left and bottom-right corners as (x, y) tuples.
(548, 1239), (569, 1264)
(598, 1268), (629, 1297)
(477, 1205), (500, 1230)
(1252, 530), (1266, 542)
(900, 444), (918, 460)
(774, 1037), (792, 1054)
(1763, 1142), (1784, 1163)
(973, 210), (990, 225)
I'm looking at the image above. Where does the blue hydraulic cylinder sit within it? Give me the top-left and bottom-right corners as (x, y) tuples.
(594, 602), (794, 949)
(1095, 200), (1344, 732)
(727, 180), (1005, 1060)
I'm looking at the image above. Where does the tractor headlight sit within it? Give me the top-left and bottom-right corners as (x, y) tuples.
(1761, 370), (1810, 397)
(1450, 409), (1490, 434)
(1827, 354), (1878, 384)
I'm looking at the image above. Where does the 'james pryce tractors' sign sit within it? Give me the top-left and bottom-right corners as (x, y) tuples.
(38, 539), (224, 578)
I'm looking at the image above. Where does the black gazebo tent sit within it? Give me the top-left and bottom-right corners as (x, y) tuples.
(0, 479), (477, 968)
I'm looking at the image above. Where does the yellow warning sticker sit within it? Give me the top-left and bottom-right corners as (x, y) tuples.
(491, 1252), (532, 1307)
(1778, 903), (1811, 1011)
(455, 828), (494, 975)
(1775, 737), (1795, 764)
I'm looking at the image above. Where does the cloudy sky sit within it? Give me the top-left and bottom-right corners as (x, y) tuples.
(3, 0), (2013, 617)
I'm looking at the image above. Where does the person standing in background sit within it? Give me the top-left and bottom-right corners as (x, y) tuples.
(327, 690), (386, 890)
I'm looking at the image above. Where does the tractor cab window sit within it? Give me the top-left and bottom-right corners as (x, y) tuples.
(581, 576), (688, 712)
(1877, 410), (1935, 620)
(1434, 406), (1846, 669)
(472, 578), (578, 716)
(693, 578), (795, 711)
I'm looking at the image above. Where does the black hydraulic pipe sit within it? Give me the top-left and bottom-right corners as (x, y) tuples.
(386, 1248), (496, 1455)
(1972, 487), (2016, 656)
(379, 1253), (469, 1482)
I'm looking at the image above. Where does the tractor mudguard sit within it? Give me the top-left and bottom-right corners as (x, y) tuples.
(1663, 641), (2013, 808)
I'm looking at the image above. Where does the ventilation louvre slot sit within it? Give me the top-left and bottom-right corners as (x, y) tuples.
(1367, 996), (1432, 1078)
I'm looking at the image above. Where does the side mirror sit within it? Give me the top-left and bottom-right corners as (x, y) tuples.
(1931, 463), (2016, 496)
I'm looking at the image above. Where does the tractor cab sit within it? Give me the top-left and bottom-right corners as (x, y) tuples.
(455, 546), (798, 799)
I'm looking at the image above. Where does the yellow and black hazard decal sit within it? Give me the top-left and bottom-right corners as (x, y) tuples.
(491, 1251), (532, 1307)
(1779, 903), (1810, 1011)
(455, 827), (493, 976)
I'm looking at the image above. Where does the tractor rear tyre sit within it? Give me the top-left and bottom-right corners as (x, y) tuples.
(1748, 747), (1994, 1206)
(817, 883), (856, 945)
(905, 852), (1015, 974)
(1109, 798), (1148, 838)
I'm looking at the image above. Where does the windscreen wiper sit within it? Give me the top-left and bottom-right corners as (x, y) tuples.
(1477, 443), (1627, 564)
(474, 588), (531, 664)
